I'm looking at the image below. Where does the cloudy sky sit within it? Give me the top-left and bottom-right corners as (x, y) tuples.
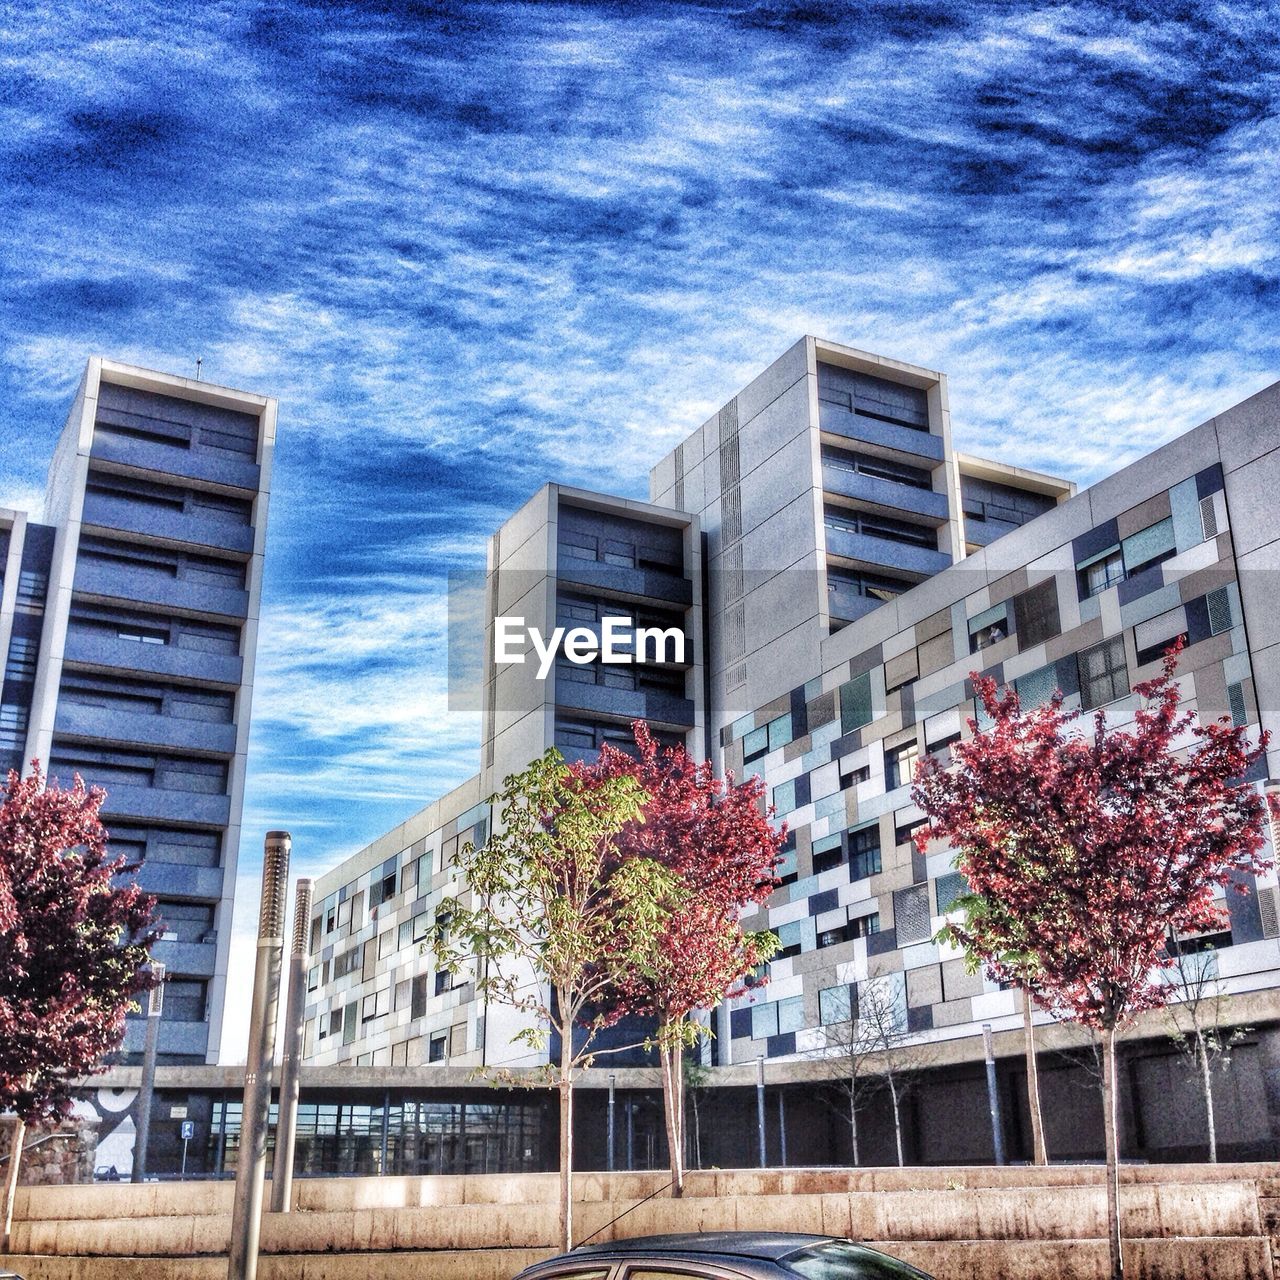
(2, 1), (1277, 1059)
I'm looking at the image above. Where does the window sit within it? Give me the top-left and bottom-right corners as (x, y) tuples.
(839, 670), (873, 733)
(435, 970), (453, 996)
(1078, 637), (1129, 710)
(4, 637), (38, 680)
(820, 984), (857, 1026)
(775, 842), (798, 887)
(885, 740), (919, 791)
(811, 833), (843, 875)
(377, 930), (394, 959)
(307, 965), (319, 993)
(849, 825), (881, 880)
(1121, 516), (1176, 576)
(772, 780), (796, 814)
(828, 568), (907, 606)
(821, 444), (932, 490)
(1013, 579), (1060, 650)
(935, 871), (969, 914)
(743, 725), (768, 762)
(968, 602), (1010, 653)
(823, 505), (937, 550)
(849, 912), (880, 939)
(894, 818), (926, 848)
(428, 1033), (447, 1063)
(840, 764), (870, 789)
(1078, 547), (1125, 598)
(774, 921), (804, 960)
(750, 995), (803, 1039)
(410, 974), (429, 1019)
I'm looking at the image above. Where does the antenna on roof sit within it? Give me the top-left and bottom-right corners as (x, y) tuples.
(195, 357), (203, 382)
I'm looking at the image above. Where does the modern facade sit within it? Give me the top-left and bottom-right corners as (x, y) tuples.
(1, 358), (276, 1065)
(301, 338), (1280, 1169)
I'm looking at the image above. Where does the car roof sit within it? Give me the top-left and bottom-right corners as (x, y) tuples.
(567, 1231), (835, 1260)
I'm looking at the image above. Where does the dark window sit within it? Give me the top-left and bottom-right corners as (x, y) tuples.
(828, 568), (907, 606)
(1078, 548), (1125, 599)
(428, 1033), (447, 1063)
(1078, 637), (1129, 710)
(821, 444), (932, 490)
(1013, 580), (1060, 650)
(410, 974), (429, 1020)
(840, 764), (870, 789)
(824, 505), (937, 550)
(849, 825), (881, 880)
(811, 834), (843, 875)
(435, 970), (452, 996)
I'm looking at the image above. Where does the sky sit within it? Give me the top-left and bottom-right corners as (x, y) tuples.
(1, 0), (1278, 1061)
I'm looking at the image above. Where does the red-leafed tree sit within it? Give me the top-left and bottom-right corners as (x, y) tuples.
(0, 764), (159, 1247)
(912, 651), (1276, 1280)
(579, 722), (785, 1196)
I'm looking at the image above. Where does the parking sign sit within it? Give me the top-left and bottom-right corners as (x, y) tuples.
(180, 1120), (194, 1141)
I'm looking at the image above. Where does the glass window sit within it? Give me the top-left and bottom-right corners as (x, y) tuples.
(743, 725), (769, 761)
(820, 984), (855, 1025)
(784, 1238), (934, 1278)
(1013, 579), (1060, 650)
(772, 780), (797, 814)
(840, 671), (873, 733)
(968, 602), (1010, 654)
(1078, 637), (1129, 710)
(767, 713), (793, 751)
(1121, 517), (1176, 575)
(1078, 546), (1125, 598)
(777, 995), (805, 1034)
(885, 740), (920, 791)
(812, 832), (843, 874)
(849, 825), (881, 880)
(750, 1001), (778, 1039)
(775, 921), (804, 959)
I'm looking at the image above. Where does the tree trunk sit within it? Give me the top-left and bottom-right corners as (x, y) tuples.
(558, 1057), (573, 1253)
(690, 1084), (702, 1171)
(888, 1075), (905, 1168)
(848, 1089), (860, 1167)
(660, 1043), (685, 1197)
(1, 1116), (24, 1256)
(1101, 1026), (1124, 1280)
(1020, 985), (1049, 1165)
(1195, 1028), (1218, 1163)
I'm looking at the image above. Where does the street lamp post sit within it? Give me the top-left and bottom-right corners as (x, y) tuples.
(228, 832), (290, 1280)
(607, 1073), (616, 1174)
(982, 1024), (1007, 1166)
(270, 877), (313, 1214)
(131, 960), (165, 1183)
(756, 1054), (767, 1168)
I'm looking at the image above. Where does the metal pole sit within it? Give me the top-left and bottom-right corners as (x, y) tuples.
(270, 877), (312, 1213)
(778, 1088), (787, 1167)
(756, 1055), (767, 1168)
(132, 960), (165, 1183)
(982, 1024), (1007, 1166)
(228, 832), (290, 1280)
(181, 1136), (189, 1180)
(607, 1074), (616, 1173)
(625, 1097), (634, 1171)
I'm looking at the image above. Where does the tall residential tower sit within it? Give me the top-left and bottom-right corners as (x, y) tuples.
(1, 358), (276, 1064)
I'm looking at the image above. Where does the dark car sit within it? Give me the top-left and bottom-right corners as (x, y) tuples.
(513, 1232), (935, 1279)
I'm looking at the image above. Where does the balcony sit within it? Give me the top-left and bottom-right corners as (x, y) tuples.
(555, 555), (693, 607)
(136, 860), (225, 901)
(96, 782), (231, 828)
(121, 1017), (211, 1059)
(821, 465), (950, 525)
(825, 526), (951, 578)
(828, 588), (892, 627)
(82, 493), (254, 556)
(54, 702), (236, 756)
(150, 938), (218, 977)
(555, 678), (695, 730)
(63, 629), (243, 687)
(819, 402), (945, 464)
(73, 560), (249, 621)
(91, 431), (260, 493)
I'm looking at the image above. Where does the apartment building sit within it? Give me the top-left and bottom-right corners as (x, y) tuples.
(302, 339), (1279, 1169)
(1, 358), (276, 1064)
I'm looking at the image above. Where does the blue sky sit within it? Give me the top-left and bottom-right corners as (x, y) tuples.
(2, 1), (1277, 1058)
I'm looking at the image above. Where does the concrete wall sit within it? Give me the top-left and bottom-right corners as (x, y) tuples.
(5, 1165), (1278, 1280)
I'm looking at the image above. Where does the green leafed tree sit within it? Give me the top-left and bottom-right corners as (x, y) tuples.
(433, 748), (676, 1253)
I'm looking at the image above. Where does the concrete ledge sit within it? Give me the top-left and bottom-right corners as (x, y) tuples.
(7, 1180), (1266, 1256)
(18, 1163), (1279, 1221)
(1, 1239), (1273, 1280)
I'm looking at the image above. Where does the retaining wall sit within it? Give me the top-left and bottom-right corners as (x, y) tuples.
(3, 1164), (1277, 1280)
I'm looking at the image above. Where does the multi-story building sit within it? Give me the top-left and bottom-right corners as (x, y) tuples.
(1, 357), (276, 1065)
(303, 338), (1280, 1170)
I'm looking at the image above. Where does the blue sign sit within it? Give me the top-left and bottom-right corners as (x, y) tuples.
(180, 1120), (195, 1141)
